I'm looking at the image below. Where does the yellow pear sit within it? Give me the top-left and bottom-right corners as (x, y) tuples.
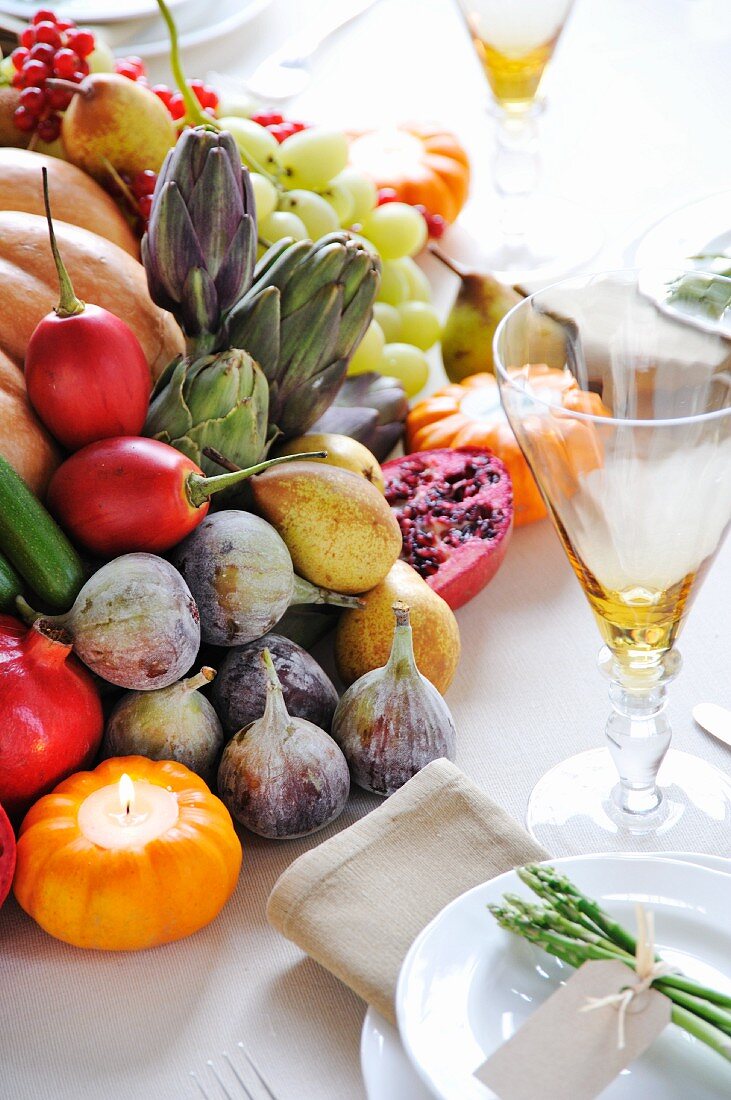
(274, 433), (385, 492)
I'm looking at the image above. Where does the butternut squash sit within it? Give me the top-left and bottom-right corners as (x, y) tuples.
(0, 350), (60, 496)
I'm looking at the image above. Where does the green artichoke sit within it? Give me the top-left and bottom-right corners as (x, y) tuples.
(223, 232), (381, 438)
(142, 126), (256, 354)
(310, 372), (408, 462)
(144, 349), (270, 476)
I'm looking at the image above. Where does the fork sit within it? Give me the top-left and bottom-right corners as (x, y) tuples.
(190, 1042), (279, 1100)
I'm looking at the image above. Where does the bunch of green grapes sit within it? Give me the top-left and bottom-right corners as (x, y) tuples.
(224, 118), (441, 400)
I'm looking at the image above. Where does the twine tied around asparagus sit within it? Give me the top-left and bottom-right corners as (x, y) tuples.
(580, 905), (673, 1050)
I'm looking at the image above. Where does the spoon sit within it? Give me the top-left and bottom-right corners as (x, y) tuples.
(693, 703), (731, 748)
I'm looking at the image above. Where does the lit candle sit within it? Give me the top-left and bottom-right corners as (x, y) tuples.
(77, 771), (180, 850)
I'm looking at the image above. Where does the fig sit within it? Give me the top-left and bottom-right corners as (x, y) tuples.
(332, 602), (456, 796)
(251, 462), (402, 594)
(217, 649), (350, 839)
(170, 510), (361, 646)
(335, 560), (460, 694)
(26, 553), (200, 690)
(103, 667), (225, 784)
(383, 447), (514, 610)
(212, 634), (338, 736)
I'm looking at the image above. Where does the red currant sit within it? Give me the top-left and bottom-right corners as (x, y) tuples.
(377, 188), (399, 205)
(268, 121), (297, 142)
(252, 110), (284, 126)
(52, 48), (79, 79)
(167, 92), (186, 121)
(125, 56), (145, 76)
(10, 47), (29, 71)
(132, 169), (157, 198)
(56, 18), (75, 32)
(152, 83), (173, 106)
(47, 85), (73, 110)
(11, 73), (24, 89)
(289, 120), (308, 133)
(37, 113), (61, 143)
(74, 57), (90, 77)
(29, 42), (56, 65)
(115, 61), (139, 81)
(414, 204), (447, 239)
(19, 85), (46, 115)
(13, 105), (36, 132)
(34, 21), (62, 48)
(20, 27), (36, 49)
(32, 10), (57, 24)
(137, 194), (154, 220)
(66, 29), (95, 57)
(22, 59), (51, 85)
(190, 80), (219, 111)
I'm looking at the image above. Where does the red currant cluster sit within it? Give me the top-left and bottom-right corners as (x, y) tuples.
(113, 55), (219, 124)
(251, 111), (309, 143)
(377, 187), (447, 240)
(11, 9), (95, 142)
(107, 168), (158, 230)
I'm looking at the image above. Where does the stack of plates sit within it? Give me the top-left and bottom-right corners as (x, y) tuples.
(363, 852), (731, 1099)
(0, 0), (272, 58)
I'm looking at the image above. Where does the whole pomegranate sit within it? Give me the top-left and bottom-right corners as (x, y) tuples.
(382, 447), (513, 610)
(0, 615), (103, 822)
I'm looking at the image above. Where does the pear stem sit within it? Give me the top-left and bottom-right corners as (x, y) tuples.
(290, 574), (365, 610)
(428, 243), (469, 279)
(183, 666), (216, 692)
(41, 167), (85, 319)
(185, 451), (327, 508)
(156, 0), (219, 130)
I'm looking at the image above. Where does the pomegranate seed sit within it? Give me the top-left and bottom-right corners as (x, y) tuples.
(19, 85), (46, 114)
(167, 92), (185, 120)
(252, 110), (285, 127)
(47, 85), (73, 110)
(20, 28), (36, 49)
(52, 48), (79, 78)
(377, 187), (399, 205)
(33, 9), (57, 24)
(13, 105), (36, 132)
(66, 29), (95, 57)
(34, 21), (62, 47)
(22, 59), (51, 85)
(29, 42), (56, 65)
(137, 194), (153, 220)
(115, 61), (140, 81)
(11, 47), (29, 71)
(132, 169), (157, 198)
(37, 113), (61, 143)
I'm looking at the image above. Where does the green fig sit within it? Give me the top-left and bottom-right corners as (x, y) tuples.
(432, 246), (523, 382)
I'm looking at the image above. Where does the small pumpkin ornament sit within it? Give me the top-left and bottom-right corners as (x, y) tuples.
(405, 369), (610, 526)
(348, 124), (470, 224)
(13, 757), (242, 951)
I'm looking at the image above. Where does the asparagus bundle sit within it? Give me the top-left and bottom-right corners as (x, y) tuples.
(489, 864), (731, 1063)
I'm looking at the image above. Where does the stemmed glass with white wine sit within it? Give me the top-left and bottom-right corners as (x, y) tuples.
(495, 269), (731, 854)
(455, 0), (603, 280)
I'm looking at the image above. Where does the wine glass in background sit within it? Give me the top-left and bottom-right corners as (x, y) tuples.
(455, 0), (603, 280)
(494, 269), (731, 854)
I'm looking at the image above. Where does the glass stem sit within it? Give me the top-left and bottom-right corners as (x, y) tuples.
(494, 108), (540, 243)
(599, 647), (681, 816)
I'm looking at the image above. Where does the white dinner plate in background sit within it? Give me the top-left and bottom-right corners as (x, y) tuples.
(632, 190), (731, 272)
(0, 0), (190, 23)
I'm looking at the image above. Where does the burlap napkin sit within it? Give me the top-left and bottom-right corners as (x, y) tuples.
(267, 758), (547, 1023)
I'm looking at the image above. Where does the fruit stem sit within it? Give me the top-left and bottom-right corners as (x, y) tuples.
(45, 78), (86, 97)
(156, 0), (220, 130)
(202, 447), (240, 473)
(185, 451), (327, 508)
(260, 647), (292, 731)
(15, 595), (42, 625)
(428, 243), (468, 279)
(183, 666), (216, 692)
(290, 574), (365, 610)
(41, 167), (85, 319)
(386, 601), (417, 678)
(100, 156), (140, 216)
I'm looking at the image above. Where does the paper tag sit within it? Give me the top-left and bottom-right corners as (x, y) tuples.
(475, 959), (671, 1100)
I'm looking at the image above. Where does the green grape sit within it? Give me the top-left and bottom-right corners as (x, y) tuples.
(0, 55), (15, 81)
(88, 39), (115, 74)
(380, 343), (430, 398)
(394, 257), (432, 302)
(348, 320), (385, 377)
(320, 180), (355, 226)
(250, 172), (278, 222)
(216, 91), (255, 119)
(280, 128), (349, 190)
(260, 210), (308, 243)
(277, 190), (339, 239)
(377, 261), (411, 306)
(330, 168), (378, 226)
(373, 302), (402, 343)
(219, 117), (281, 176)
(360, 202), (428, 261)
(396, 302), (441, 351)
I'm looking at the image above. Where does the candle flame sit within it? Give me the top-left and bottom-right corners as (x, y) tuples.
(118, 773), (135, 816)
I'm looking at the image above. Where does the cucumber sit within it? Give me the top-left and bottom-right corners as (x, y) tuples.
(0, 550), (23, 612)
(0, 454), (84, 610)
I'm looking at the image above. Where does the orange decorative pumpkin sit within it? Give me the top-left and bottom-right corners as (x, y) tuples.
(348, 124), (470, 223)
(406, 368), (610, 526)
(14, 757), (242, 951)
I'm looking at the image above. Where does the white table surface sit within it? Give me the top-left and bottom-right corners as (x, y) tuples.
(2, 1), (731, 1098)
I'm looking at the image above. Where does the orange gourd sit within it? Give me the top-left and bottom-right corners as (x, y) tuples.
(406, 369), (610, 526)
(14, 757), (242, 951)
(348, 124), (470, 224)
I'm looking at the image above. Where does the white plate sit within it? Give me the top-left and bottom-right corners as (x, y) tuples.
(393, 854), (731, 1100)
(633, 190), (731, 271)
(0, 0), (190, 23)
(107, 0), (272, 59)
(361, 852), (731, 1099)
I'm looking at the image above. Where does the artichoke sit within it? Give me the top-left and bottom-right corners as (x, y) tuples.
(224, 232), (381, 438)
(144, 348), (270, 476)
(310, 372), (408, 461)
(142, 126), (256, 354)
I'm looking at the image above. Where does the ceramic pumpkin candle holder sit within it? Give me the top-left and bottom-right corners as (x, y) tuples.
(13, 756), (242, 951)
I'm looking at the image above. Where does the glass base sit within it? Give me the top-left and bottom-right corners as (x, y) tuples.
(526, 747), (731, 856)
(447, 195), (604, 284)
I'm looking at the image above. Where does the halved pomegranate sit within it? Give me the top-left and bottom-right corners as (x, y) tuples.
(0, 801), (16, 909)
(383, 447), (513, 610)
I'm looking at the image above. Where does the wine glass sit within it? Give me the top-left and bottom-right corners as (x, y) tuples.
(454, 0), (603, 280)
(494, 269), (731, 854)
